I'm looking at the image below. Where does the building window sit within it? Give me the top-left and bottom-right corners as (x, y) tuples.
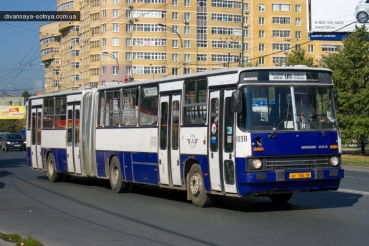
(112, 37), (119, 46)
(172, 40), (178, 48)
(102, 10), (106, 18)
(184, 12), (190, 21)
(272, 57), (288, 65)
(295, 18), (301, 26)
(272, 17), (291, 24)
(101, 24), (106, 33)
(244, 43), (248, 51)
(102, 66), (106, 75)
(259, 17), (265, 25)
(172, 67), (178, 75)
(172, 25), (178, 34)
(184, 0), (190, 7)
(259, 43), (265, 51)
(184, 40), (190, 48)
(259, 57), (265, 65)
(113, 0), (119, 3)
(322, 44), (341, 52)
(197, 41), (207, 47)
(126, 38), (131, 46)
(272, 4), (291, 11)
(112, 9), (119, 18)
(184, 26), (190, 34)
(112, 23), (119, 32)
(296, 31), (301, 39)
(308, 45), (314, 53)
(295, 5), (301, 13)
(259, 30), (265, 38)
(112, 52), (119, 60)
(126, 52), (131, 61)
(259, 4), (265, 12)
(112, 66), (119, 75)
(243, 29), (248, 38)
(172, 12), (178, 20)
(101, 53), (106, 61)
(184, 68), (190, 74)
(172, 54), (178, 62)
(197, 54), (207, 61)
(184, 54), (190, 62)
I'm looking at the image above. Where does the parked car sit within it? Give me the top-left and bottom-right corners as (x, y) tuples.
(356, 0), (369, 23)
(1, 133), (26, 151)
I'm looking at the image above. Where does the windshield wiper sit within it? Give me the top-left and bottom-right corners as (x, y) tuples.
(309, 120), (326, 137)
(269, 113), (289, 139)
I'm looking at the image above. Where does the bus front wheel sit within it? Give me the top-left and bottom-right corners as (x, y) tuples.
(109, 156), (128, 193)
(47, 153), (61, 182)
(269, 193), (293, 204)
(188, 164), (213, 207)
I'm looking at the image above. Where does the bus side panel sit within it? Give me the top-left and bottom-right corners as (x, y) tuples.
(180, 154), (211, 192)
(26, 147), (32, 168)
(123, 153), (133, 182)
(132, 152), (159, 185)
(95, 151), (106, 178)
(42, 148), (68, 173)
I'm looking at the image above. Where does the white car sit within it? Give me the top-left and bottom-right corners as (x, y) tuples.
(356, 0), (369, 23)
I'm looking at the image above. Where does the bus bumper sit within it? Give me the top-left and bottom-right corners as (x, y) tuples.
(237, 168), (344, 196)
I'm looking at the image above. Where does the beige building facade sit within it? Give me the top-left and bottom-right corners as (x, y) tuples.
(40, 0), (343, 93)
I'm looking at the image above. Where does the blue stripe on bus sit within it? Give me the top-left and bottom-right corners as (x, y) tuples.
(180, 154), (210, 192)
(41, 148), (68, 173)
(251, 131), (339, 156)
(95, 151), (159, 186)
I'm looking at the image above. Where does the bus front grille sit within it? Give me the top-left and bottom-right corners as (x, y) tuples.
(264, 156), (330, 170)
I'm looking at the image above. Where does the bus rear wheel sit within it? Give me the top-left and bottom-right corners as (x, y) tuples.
(188, 164), (213, 207)
(47, 153), (61, 182)
(269, 193), (293, 204)
(109, 156), (128, 193)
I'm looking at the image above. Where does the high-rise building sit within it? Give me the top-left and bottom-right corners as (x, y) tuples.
(39, 0), (342, 93)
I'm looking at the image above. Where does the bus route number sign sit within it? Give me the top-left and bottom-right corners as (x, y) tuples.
(269, 72), (306, 81)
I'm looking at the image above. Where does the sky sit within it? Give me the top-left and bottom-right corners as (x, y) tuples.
(0, 0), (56, 95)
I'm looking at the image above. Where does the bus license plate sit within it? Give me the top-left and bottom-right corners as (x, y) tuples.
(289, 172), (311, 179)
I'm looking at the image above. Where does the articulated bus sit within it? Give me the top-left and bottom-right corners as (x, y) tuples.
(26, 67), (344, 207)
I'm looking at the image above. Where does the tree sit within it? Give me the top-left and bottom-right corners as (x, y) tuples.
(285, 48), (315, 67)
(21, 90), (31, 102)
(322, 25), (369, 154)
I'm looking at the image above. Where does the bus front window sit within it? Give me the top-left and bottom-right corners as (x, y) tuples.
(238, 86), (337, 131)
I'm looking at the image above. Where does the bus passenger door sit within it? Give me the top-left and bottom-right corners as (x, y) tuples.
(158, 96), (170, 185)
(66, 104), (81, 174)
(158, 95), (182, 186)
(222, 90), (237, 194)
(208, 90), (237, 194)
(31, 107), (42, 169)
(170, 95), (181, 186)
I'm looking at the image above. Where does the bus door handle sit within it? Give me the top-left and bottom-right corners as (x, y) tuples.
(229, 154), (232, 159)
(211, 152), (213, 158)
(177, 160), (179, 166)
(159, 159), (161, 165)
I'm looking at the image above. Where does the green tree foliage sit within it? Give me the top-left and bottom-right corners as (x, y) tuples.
(285, 48), (315, 67)
(0, 119), (26, 133)
(21, 90), (31, 102)
(322, 25), (369, 154)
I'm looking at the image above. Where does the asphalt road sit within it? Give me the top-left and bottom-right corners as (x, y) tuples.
(1, 150), (369, 246)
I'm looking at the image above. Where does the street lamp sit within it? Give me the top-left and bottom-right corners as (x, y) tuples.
(101, 51), (119, 76)
(157, 23), (184, 67)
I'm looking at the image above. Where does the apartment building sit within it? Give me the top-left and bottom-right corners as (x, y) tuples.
(39, 0), (342, 93)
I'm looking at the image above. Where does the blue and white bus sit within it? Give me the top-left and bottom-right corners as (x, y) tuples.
(26, 66), (344, 207)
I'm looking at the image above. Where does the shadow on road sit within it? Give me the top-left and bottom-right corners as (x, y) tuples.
(0, 158), (27, 168)
(38, 175), (360, 212)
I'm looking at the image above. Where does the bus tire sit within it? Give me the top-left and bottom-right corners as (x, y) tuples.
(109, 156), (128, 193)
(188, 164), (213, 207)
(47, 153), (61, 182)
(269, 193), (293, 204)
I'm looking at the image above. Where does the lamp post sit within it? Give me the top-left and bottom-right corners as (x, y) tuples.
(101, 51), (119, 78)
(157, 23), (184, 68)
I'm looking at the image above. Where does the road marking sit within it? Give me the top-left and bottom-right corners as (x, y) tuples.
(338, 188), (369, 196)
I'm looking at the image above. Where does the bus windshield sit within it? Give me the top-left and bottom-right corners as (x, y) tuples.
(238, 85), (338, 131)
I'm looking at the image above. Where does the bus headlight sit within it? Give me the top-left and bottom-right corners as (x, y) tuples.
(329, 156), (339, 167)
(252, 159), (263, 170)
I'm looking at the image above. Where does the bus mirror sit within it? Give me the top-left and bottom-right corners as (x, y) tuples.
(231, 91), (242, 113)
